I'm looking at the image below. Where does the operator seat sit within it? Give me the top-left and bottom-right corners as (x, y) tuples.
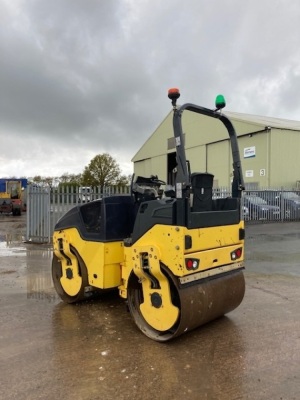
(191, 172), (214, 212)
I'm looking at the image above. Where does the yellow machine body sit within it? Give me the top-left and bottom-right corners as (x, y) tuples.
(52, 90), (246, 341)
(53, 207), (245, 341)
(53, 228), (124, 291)
(120, 221), (244, 336)
(121, 221), (244, 292)
(53, 221), (244, 293)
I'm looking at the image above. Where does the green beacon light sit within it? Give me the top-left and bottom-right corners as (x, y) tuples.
(215, 94), (226, 111)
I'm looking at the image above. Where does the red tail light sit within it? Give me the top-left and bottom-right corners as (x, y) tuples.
(185, 258), (199, 271)
(231, 247), (243, 260)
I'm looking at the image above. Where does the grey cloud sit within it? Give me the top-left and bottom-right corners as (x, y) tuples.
(1, 0), (300, 177)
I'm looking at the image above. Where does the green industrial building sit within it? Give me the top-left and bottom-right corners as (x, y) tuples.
(132, 110), (300, 189)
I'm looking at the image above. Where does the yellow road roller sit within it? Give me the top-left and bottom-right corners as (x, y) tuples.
(52, 89), (246, 342)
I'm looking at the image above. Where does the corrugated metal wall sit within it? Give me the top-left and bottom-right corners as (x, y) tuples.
(133, 112), (300, 189)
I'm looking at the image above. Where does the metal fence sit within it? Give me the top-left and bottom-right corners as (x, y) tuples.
(26, 186), (50, 243)
(215, 188), (300, 222)
(26, 185), (300, 243)
(244, 189), (300, 222)
(26, 185), (130, 243)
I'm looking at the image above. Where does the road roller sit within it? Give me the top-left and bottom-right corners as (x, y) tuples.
(52, 89), (246, 342)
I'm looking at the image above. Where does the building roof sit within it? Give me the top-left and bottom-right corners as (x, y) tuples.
(226, 111), (300, 130)
(132, 109), (300, 162)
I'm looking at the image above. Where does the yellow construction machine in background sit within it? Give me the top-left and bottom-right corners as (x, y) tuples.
(0, 179), (27, 215)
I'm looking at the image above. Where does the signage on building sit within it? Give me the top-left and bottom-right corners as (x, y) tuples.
(245, 170), (254, 177)
(260, 169), (266, 176)
(244, 146), (256, 158)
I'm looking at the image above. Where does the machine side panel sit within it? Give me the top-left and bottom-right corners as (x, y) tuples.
(122, 221), (244, 281)
(53, 228), (124, 289)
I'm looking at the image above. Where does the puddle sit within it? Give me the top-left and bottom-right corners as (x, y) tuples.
(0, 232), (57, 301)
(25, 247), (56, 301)
(0, 232), (25, 242)
(0, 232), (52, 258)
(0, 241), (27, 256)
(27, 274), (59, 302)
(0, 233), (27, 255)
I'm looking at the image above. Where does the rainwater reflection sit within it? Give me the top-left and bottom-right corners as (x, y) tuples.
(0, 232), (58, 302)
(0, 233), (26, 255)
(25, 246), (59, 302)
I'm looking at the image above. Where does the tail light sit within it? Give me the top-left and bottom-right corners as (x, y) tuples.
(185, 258), (199, 271)
(231, 247), (243, 261)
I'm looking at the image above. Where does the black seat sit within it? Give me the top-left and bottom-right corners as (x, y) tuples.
(191, 172), (214, 212)
(102, 196), (135, 240)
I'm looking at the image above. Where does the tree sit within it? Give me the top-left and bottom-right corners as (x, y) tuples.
(32, 175), (56, 188)
(81, 153), (125, 189)
(32, 175), (43, 185)
(115, 174), (131, 188)
(59, 173), (82, 186)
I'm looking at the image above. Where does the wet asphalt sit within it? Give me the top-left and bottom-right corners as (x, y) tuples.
(0, 214), (299, 400)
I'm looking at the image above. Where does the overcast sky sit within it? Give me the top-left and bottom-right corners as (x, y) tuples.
(1, 0), (300, 179)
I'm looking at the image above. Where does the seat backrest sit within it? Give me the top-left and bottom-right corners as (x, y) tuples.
(191, 172), (214, 212)
(102, 196), (136, 240)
